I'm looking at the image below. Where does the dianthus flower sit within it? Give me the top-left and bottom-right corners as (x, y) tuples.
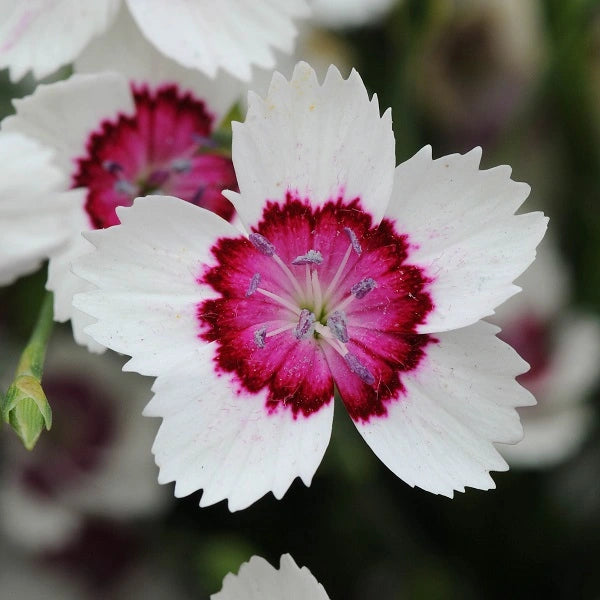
(73, 63), (547, 510)
(1, 38), (240, 350)
(212, 554), (329, 599)
(0, 0), (308, 82)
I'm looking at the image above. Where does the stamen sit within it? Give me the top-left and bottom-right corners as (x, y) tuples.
(351, 277), (377, 299)
(257, 288), (300, 314)
(292, 249), (323, 266)
(253, 326), (267, 349)
(146, 169), (170, 188)
(249, 233), (276, 256)
(191, 186), (205, 203)
(272, 254), (304, 298)
(114, 180), (137, 196)
(311, 269), (323, 316)
(343, 227), (362, 255)
(193, 133), (218, 148)
(171, 158), (191, 173)
(103, 160), (123, 175)
(326, 311), (349, 343)
(324, 243), (352, 300)
(294, 309), (316, 340)
(266, 323), (297, 337)
(344, 352), (375, 385)
(245, 273), (261, 297)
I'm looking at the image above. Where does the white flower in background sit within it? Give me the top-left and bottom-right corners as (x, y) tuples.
(310, 0), (399, 29)
(73, 62), (546, 511)
(0, 331), (168, 552)
(0, 0), (309, 82)
(0, 22), (240, 351)
(0, 131), (74, 285)
(494, 241), (600, 468)
(212, 554), (329, 600)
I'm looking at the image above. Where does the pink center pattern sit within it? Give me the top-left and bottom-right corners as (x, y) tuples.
(73, 84), (237, 229)
(198, 193), (436, 423)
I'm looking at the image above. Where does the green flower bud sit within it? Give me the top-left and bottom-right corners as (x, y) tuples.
(2, 374), (52, 451)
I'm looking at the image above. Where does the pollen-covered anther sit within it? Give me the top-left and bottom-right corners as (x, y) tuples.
(102, 160), (123, 175)
(343, 227), (362, 255)
(351, 277), (377, 299)
(326, 310), (349, 343)
(249, 233), (276, 256)
(115, 180), (137, 196)
(294, 309), (316, 340)
(246, 273), (261, 297)
(344, 352), (375, 385)
(170, 158), (191, 173)
(253, 326), (267, 349)
(291, 249), (323, 266)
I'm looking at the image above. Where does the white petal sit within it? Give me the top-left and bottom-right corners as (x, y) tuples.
(125, 0), (309, 81)
(387, 146), (548, 333)
(0, 132), (70, 285)
(72, 195), (240, 376)
(226, 62), (395, 230)
(311, 0), (398, 28)
(0, 0), (120, 81)
(211, 554), (330, 599)
(75, 3), (241, 121)
(46, 189), (92, 322)
(2, 71), (134, 175)
(147, 344), (334, 511)
(354, 321), (534, 497)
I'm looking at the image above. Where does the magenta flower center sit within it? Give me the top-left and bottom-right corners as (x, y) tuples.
(73, 84), (237, 229)
(199, 194), (435, 422)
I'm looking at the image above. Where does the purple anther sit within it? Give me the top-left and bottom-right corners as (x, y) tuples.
(114, 179), (137, 196)
(294, 309), (316, 340)
(253, 326), (267, 349)
(146, 169), (170, 188)
(291, 249), (323, 266)
(171, 158), (191, 173)
(249, 233), (276, 256)
(246, 273), (261, 297)
(102, 160), (123, 175)
(344, 352), (375, 385)
(192, 133), (218, 148)
(326, 310), (349, 343)
(343, 227), (362, 255)
(351, 277), (377, 299)
(191, 186), (205, 204)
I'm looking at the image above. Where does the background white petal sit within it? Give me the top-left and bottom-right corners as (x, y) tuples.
(72, 196), (239, 377)
(2, 71), (134, 175)
(75, 3), (241, 121)
(147, 343), (334, 512)
(0, 0), (120, 81)
(387, 146), (548, 333)
(0, 132), (70, 285)
(225, 62), (395, 230)
(310, 0), (399, 29)
(125, 0), (309, 81)
(212, 554), (330, 599)
(354, 321), (534, 497)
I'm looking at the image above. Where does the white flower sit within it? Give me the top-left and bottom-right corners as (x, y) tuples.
(1, 30), (240, 350)
(310, 0), (400, 29)
(0, 132), (73, 286)
(73, 62), (547, 511)
(494, 240), (600, 468)
(212, 554), (329, 600)
(0, 0), (309, 82)
(0, 331), (168, 552)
